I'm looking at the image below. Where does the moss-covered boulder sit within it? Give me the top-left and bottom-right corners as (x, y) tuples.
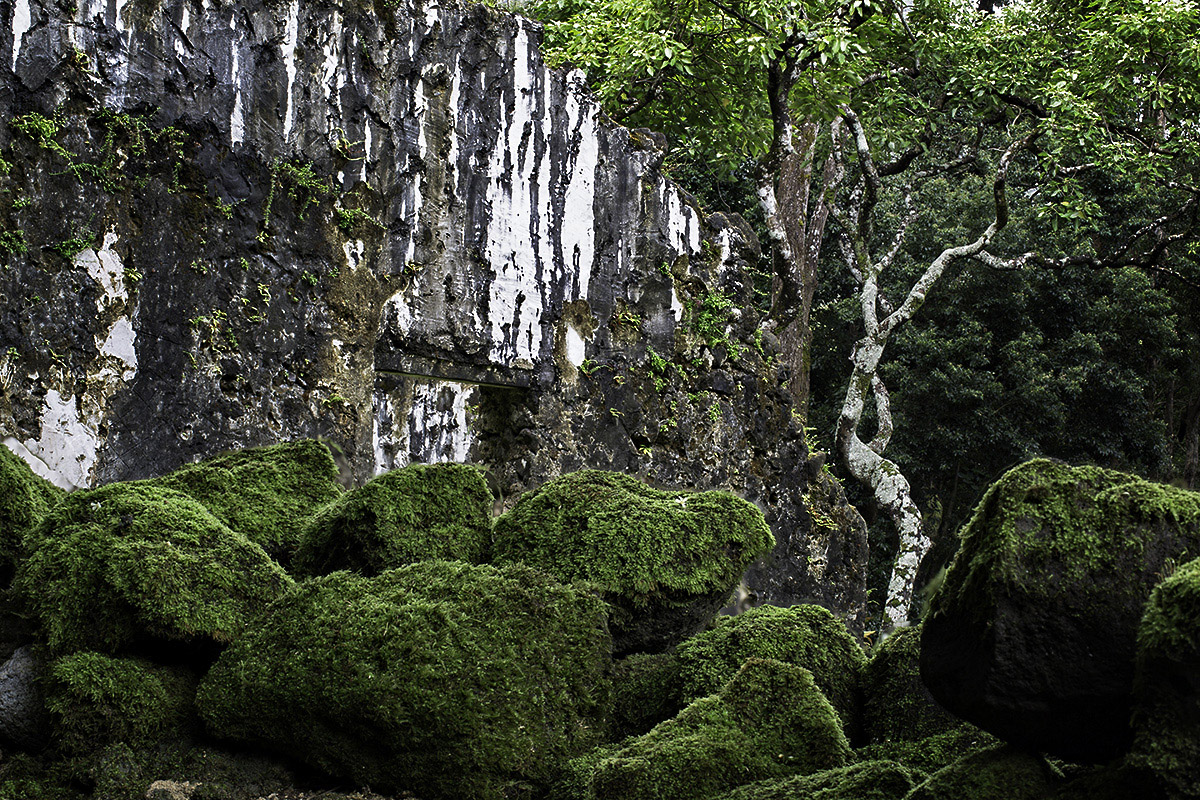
(715, 760), (917, 800)
(921, 459), (1200, 762)
(861, 625), (960, 746)
(146, 440), (342, 564)
(608, 651), (684, 741)
(853, 724), (1002, 777)
(566, 658), (850, 800)
(674, 604), (865, 739)
(0, 444), (64, 584)
(1051, 759), (1166, 800)
(14, 482), (293, 654)
(1129, 556), (1200, 800)
(197, 561), (612, 799)
(492, 470), (774, 654)
(293, 462), (492, 577)
(44, 652), (197, 757)
(907, 746), (1059, 800)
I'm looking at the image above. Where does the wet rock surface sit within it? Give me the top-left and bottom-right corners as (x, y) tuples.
(0, 0), (866, 628)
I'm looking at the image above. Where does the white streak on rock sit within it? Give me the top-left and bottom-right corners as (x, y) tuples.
(561, 73), (597, 300)
(281, 0), (300, 141)
(100, 317), (137, 376)
(230, 14), (244, 145)
(361, 118), (372, 184)
(565, 326), (586, 368)
(321, 11), (342, 114)
(2, 438), (59, 487)
(25, 389), (100, 490)
(343, 238), (364, 273)
(11, 0), (30, 72)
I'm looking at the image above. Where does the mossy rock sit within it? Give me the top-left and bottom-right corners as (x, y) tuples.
(1051, 758), (1167, 800)
(861, 625), (960, 745)
(854, 723), (1002, 777)
(197, 561), (612, 799)
(147, 440), (342, 564)
(567, 658), (850, 800)
(674, 604), (866, 740)
(907, 746), (1059, 800)
(44, 651), (197, 757)
(1129, 556), (1200, 800)
(13, 482), (293, 654)
(0, 752), (84, 800)
(84, 741), (296, 800)
(293, 462), (492, 577)
(715, 760), (917, 800)
(921, 459), (1200, 762)
(608, 651), (684, 741)
(0, 443), (64, 585)
(492, 470), (774, 654)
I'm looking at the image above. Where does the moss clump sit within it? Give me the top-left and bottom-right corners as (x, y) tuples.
(717, 760), (917, 800)
(854, 723), (1002, 776)
(293, 462), (492, 577)
(44, 651), (197, 756)
(147, 440), (342, 564)
(608, 651), (684, 741)
(861, 625), (960, 745)
(14, 482), (293, 654)
(197, 561), (612, 799)
(674, 604), (866, 739)
(492, 470), (773, 654)
(0, 444), (64, 583)
(86, 742), (295, 800)
(1129, 556), (1200, 800)
(907, 746), (1059, 800)
(569, 658), (850, 800)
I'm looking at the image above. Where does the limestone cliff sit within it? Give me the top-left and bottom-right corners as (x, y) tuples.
(0, 0), (866, 625)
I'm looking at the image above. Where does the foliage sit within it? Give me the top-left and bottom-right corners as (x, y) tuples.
(13, 482), (293, 654)
(715, 760), (918, 800)
(293, 462), (493, 577)
(0, 443), (64, 584)
(1129, 556), (1200, 800)
(197, 561), (612, 799)
(673, 604), (866, 739)
(564, 658), (850, 800)
(44, 651), (197, 756)
(491, 470), (773, 639)
(146, 440), (343, 565)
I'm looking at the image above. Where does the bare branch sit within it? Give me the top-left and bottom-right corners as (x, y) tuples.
(868, 374), (893, 455)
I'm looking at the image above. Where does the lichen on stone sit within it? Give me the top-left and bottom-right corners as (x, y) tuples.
(673, 603), (866, 739)
(14, 482), (293, 654)
(293, 462), (492, 577)
(196, 560), (613, 799)
(563, 657), (850, 800)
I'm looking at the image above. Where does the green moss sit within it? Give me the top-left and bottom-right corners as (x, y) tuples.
(14, 482), (293, 654)
(44, 652), (197, 756)
(0, 444), (64, 583)
(931, 460), (1200, 625)
(854, 723), (1002, 776)
(147, 440), (343, 564)
(0, 753), (83, 800)
(84, 742), (295, 800)
(608, 651), (684, 741)
(492, 471), (773, 649)
(674, 604), (866, 739)
(861, 625), (960, 745)
(716, 760), (917, 800)
(196, 561), (612, 799)
(1129, 556), (1200, 800)
(906, 746), (1058, 800)
(1051, 759), (1166, 800)
(568, 658), (850, 800)
(293, 462), (492, 577)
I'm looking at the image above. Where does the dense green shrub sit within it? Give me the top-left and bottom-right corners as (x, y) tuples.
(861, 625), (960, 745)
(197, 561), (612, 799)
(491, 470), (773, 653)
(716, 760), (917, 800)
(14, 482), (293, 654)
(674, 604), (866, 738)
(44, 651), (197, 756)
(1129, 556), (1200, 800)
(566, 658), (850, 800)
(0, 444), (64, 583)
(293, 462), (492, 577)
(906, 746), (1059, 800)
(147, 440), (342, 563)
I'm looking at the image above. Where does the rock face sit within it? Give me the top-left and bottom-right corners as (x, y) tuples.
(0, 0), (866, 626)
(921, 459), (1200, 763)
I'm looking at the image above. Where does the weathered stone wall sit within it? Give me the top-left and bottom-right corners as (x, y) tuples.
(0, 0), (867, 626)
